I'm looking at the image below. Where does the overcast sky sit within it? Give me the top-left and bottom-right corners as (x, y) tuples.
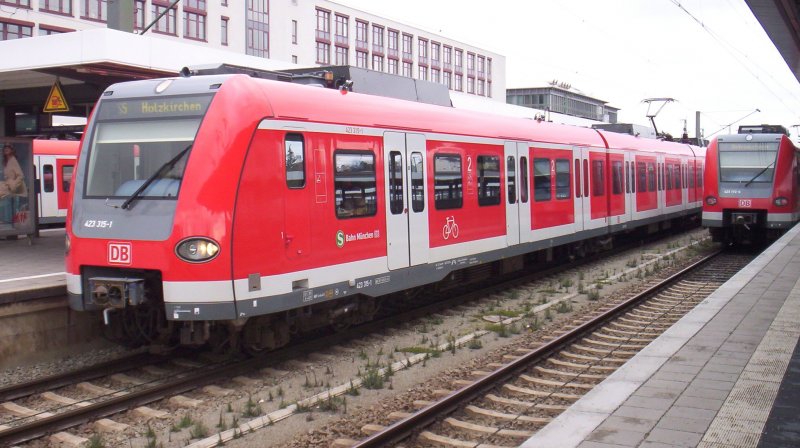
(336, 0), (800, 139)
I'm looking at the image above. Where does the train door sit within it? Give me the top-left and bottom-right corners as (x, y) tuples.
(504, 142), (529, 245)
(657, 155), (665, 215)
(36, 155), (59, 222)
(384, 132), (429, 270)
(624, 151), (635, 223)
(282, 132), (311, 261)
(56, 157), (74, 216)
(580, 148), (608, 231)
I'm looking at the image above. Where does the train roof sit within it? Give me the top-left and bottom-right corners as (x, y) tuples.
(32, 139), (79, 156)
(597, 130), (699, 156)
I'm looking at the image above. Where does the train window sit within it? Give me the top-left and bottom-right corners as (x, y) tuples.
(520, 156), (529, 203)
(688, 165), (695, 188)
(697, 164), (703, 188)
(718, 142), (778, 183)
(647, 163), (656, 191)
(434, 154), (463, 210)
(410, 152), (425, 213)
(334, 151), (377, 219)
(389, 151), (404, 214)
(43, 165), (54, 193)
(630, 161), (636, 193)
(612, 161), (623, 195)
(555, 159), (570, 199)
(62, 165), (74, 192)
(624, 162), (630, 194)
(674, 164), (681, 189)
(637, 162), (646, 192)
(583, 159), (589, 197)
(533, 158), (551, 202)
(574, 159), (581, 198)
(665, 164), (672, 190)
(591, 160), (605, 196)
(478, 155), (501, 206)
(285, 134), (305, 189)
(506, 156), (516, 205)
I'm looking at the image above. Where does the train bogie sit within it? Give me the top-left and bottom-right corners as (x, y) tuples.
(65, 73), (705, 350)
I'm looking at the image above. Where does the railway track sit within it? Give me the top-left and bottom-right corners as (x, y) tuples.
(346, 250), (753, 448)
(0, 231), (714, 446)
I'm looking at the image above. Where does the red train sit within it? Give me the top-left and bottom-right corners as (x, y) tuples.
(65, 73), (705, 350)
(33, 139), (78, 225)
(703, 128), (800, 244)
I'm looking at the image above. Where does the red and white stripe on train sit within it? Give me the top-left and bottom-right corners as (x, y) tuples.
(64, 74), (705, 350)
(703, 128), (800, 244)
(33, 139), (78, 225)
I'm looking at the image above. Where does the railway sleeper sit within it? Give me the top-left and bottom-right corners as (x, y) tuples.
(560, 350), (627, 364)
(484, 394), (568, 413)
(592, 331), (653, 344)
(418, 430), (513, 448)
(535, 365), (607, 381)
(582, 337), (647, 350)
(549, 358), (617, 372)
(519, 374), (595, 390)
(465, 405), (551, 424)
(503, 383), (580, 401)
(444, 417), (535, 438)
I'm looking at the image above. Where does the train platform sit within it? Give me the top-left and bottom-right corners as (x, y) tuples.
(0, 227), (66, 303)
(522, 223), (800, 448)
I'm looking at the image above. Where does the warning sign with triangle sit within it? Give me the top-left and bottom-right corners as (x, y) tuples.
(43, 81), (70, 113)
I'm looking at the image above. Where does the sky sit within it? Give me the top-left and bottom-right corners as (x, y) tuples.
(335, 0), (800, 140)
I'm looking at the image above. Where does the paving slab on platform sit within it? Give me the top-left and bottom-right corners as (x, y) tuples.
(522, 223), (800, 448)
(0, 228), (67, 302)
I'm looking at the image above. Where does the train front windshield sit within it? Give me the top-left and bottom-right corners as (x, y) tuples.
(718, 142), (778, 184)
(84, 94), (212, 199)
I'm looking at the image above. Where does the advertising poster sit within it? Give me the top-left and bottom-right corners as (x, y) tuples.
(0, 140), (35, 238)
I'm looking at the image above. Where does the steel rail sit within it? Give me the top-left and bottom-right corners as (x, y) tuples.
(352, 249), (723, 448)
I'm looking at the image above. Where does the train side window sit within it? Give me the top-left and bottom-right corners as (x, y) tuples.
(583, 159), (589, 197)
(624, 162), (630, 194)
(388, 151), (404, 214)
(43, 165), (54, 193)
(630, 161), (636, 193)
(665, 164), (672, 190)
(688, 165), (695, 188)
(285, 134), (305, 189)
(574, 159), (581, 198)
(697, 164), (703, 188)
(612, 161), (623, 195)
(555, 159), (570, 199)
(647, 163), (656, 191)
(62, 165), (74, 192)
(637, 162), (646, 192)
(434, 154), (463, 210)
(520, 156), (529, 203)
(674, 164), (681, 189)
(591, 160), (605, 196)
(410, 152), (424, 212)
(334, 150), (377, 219)
(533, 158), (551, 202)
(506, 156), (516, 205)
(478, 155), (501, 206)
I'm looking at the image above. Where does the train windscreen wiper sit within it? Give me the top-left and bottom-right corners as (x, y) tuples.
(120, 145), (192, 210)
(744, 161), (774, 187)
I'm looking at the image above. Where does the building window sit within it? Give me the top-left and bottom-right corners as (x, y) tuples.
(477, 80), (484, 96)
(487, 57), (492, 80)
(443, 71), (451, 89)
(221, 16), (228, 45)
(82, 0), (106, 21)
(443, 45), (452, 71)
(372, 24), (383, 54)
(335, 151), (377, 219)
(292, 55), (297, 63)
(356, 51), (367, 68)
(402, 33), (412, 60)
(418, 38), (428, 65)
(292, 19), (297, 44)
(388, 58), (398, 74)
(317, 41), (330, 64)
(1, 19), (32, 39)
(355, 19), (367, 51)
(454, 73), (462, 91)
(402, 61), (412, 78)
(431, 68), (440, 84)
(487, 80), (492, 98)
(434, 154), (462, 210)
(477, 55), (485, 78)
(4, 0), (31, 7)
(467, 52), (475, 76)
(246, 0), (269, 57)
(387, 28), (398, 58)
(372, 54), (383, 71)
(133, 0), (144, 30)
(184, 10), (206, 40)
(477, 155), (500, 206)
(431, 42), (440, 67)
(467, 76), (475, 94)
(39, 0), (71, 15)
(335, 45), (348, 65)
(39, 25), (71, 35)
(454, 49), (463, 73)
(316, 8), (330, 41)
(151, 2), (176, 35)
(334, 14), (347, 46)
(418, 65), (427, 80)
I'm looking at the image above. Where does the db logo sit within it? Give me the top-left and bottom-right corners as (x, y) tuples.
(108, 242), (132, 265)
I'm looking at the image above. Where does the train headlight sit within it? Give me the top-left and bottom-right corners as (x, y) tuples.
(774, 197), (789, 207)
(176, 237), (220, 263)
(705, 196), (718, 206)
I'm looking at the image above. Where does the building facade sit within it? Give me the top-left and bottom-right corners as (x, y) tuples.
(507, 85), (618, 123)
(0, 0), (505, 100)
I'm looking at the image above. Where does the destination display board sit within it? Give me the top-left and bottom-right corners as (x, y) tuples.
(97, 94), (214, 121)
